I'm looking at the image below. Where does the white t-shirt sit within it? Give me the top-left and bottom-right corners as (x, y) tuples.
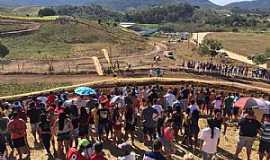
(164, 93), (176, 107)
(198, 127), (220, 154)
(152, 105), (163, 115)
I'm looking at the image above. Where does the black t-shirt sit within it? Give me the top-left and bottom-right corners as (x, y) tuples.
(97, 108), (110, 124)
(172, 112), (182, 125)
(72, 117), (79, 129)
(239, 118), (261, 137)
(125, 107), (135, 125)
(213, 118), (223, 129)
(181, 89), (189, 99)
(39, 121), (51, 135)
(27, 107), (41, 124)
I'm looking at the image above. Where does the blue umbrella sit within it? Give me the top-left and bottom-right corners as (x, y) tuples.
(74, 87), (96, 96)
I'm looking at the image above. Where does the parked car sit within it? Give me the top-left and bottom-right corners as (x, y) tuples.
(163, 51), (176, 60)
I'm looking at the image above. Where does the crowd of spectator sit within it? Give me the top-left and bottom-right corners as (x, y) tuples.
(182, 60), (270, 81)
(0, 85), (269, 160)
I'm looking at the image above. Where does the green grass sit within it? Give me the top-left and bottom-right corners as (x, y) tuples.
(0, 15), (60, 21)
(1, 20), (148, 59)
(2, 23), (72, 59)
(0, 82), (71, 97)
(1, 22), (111, 59)
(0, 24), (28, 32)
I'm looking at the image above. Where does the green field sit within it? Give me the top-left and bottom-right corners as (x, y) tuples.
(0, 15), (60, 21)
(206, 32), (270, 56)
(0, 82), (71, 97)
(0, 24), (28, 32)
(1, 20), (148, 59)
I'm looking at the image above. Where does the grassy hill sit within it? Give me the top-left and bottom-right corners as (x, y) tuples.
(0, 0), (217, 10)
(226, 0), (270, 10)
(1, 20), (149, 59)
(12, 6), (44, 16)
(206, 32), (270, 56)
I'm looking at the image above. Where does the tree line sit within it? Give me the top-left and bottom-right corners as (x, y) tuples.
(37, 4), (270, 32)
(125, 4), (195, 24)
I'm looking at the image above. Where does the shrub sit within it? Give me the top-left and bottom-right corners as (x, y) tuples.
(38, 8), (56, 17)
(0, 42), (9, 58)
(232, 28), (239, 32)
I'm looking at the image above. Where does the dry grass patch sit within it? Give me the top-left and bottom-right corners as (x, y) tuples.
(206, 32), (270, 56)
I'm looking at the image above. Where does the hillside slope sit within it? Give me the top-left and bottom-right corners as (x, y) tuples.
(0, 0), (217, 9)
(1, 20), (149, 59)
(226, 0), (270, 10)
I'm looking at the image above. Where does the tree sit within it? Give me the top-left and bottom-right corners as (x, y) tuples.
(252, 48), (270, 64)
(38, 8), (56, 17)
(0, 42), (9, 59)
(199, 39), (223, 57)
(0, 42), (9, 70)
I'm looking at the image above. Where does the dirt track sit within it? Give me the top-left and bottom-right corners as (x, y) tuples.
(1, 75), (269, 100)
(0, 19), (40, 36)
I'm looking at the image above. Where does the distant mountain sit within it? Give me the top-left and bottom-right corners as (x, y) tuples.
(0, 0), (89, 6)
(226, 0), (270, 10)
(92, 0), (218, 10)
(0, 0), (218, 9)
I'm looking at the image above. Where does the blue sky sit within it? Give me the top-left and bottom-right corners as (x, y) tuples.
(209, 0), (253, 5)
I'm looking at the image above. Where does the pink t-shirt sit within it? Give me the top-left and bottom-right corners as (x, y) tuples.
(163, 127), (174, 142)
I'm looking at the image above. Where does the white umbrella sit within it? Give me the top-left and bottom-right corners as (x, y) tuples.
(110, 96), (125, 107)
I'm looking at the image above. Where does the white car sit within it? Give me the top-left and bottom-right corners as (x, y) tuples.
(163, 51), (176, 60)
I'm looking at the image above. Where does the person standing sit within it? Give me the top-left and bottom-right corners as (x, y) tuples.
(7, 112), (30, 160)
(53, 112), (73, 159)
(27, 101), (41, 144)
(163, 90), (176, 112)
(172, 105), (183, 138)
(213, 96), (222, 113)
(78, 107), (90, 139)
(188, 100), (199, 115)
(258, 114), (270, 160)
(142, 101), (158, 143)
(234, 110), (261, 160)
(223, 93), (234, 120)
(0, 111), (10, 159)
(198, 118), (220, 160)
(97, 104), (110, 141)
(38, 113), (52, 156)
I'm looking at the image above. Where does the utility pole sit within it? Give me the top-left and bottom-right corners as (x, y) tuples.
(197, 32), (199, 46)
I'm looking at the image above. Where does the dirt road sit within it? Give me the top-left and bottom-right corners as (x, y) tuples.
(191, 32), (267, 68)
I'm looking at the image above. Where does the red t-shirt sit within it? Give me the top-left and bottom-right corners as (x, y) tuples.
(163, 127), (174, 142)
(47, 95), (55, 105)
(8, 118), (27, 140)
(90, 153), (107, 160)
(67, 148), (87, 160)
